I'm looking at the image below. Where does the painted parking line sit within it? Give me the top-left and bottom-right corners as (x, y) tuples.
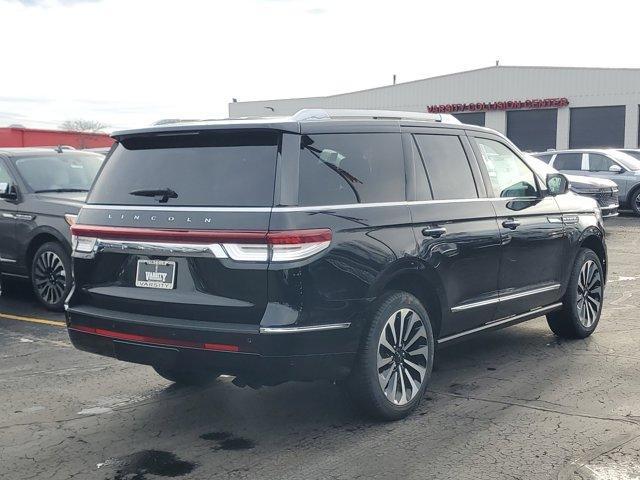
(0, 312), (65, 327)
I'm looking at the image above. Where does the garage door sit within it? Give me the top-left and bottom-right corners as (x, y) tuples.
(570, 106), (625, 148)
(506, 109), (557, 152)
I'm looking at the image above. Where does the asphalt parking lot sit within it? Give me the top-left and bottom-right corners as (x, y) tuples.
(0, 215), (639, 480)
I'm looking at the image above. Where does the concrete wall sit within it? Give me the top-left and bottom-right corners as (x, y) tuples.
(229, 66), (640, 149)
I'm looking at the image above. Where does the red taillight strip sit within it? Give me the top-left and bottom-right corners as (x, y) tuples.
(70, 325), (239, 352)
(266, 229), (332, 244)
(71, 225), (331, 245)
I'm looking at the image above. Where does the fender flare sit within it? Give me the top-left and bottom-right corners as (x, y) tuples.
(20, 226), (71, 267)
(367, 257), (449, 328)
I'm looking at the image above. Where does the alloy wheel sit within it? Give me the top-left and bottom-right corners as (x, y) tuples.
(576, 260), (602, 328)
(34, 251), (67, 305)
(635, 192), (640, 211)
(377, 308), (429, 406)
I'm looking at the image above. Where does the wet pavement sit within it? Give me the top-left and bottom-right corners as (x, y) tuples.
(1, 215), (639, 479)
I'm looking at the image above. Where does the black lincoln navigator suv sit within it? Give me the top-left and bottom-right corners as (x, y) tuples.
(66, 109), (607, 420)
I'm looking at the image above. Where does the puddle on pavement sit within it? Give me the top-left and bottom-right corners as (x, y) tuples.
(105, 450), (196, 479)
(200, 431), (256, 451)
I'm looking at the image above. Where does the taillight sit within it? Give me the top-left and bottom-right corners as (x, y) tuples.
(69, 225), (332, 262)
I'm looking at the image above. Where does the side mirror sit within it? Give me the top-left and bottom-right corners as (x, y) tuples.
(546, 173), (569, 196)
(0, 182), (17, 200)
(609, 164), (623, 173)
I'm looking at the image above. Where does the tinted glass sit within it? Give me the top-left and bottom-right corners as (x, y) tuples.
(452, 112), (486, 127)
(14, 154), (103, 193)
(414, 134), (478, 200)
(610, 150), (640, 171)
(298, 133), (404, 206)
(88, 131), (279, 207)
(619, 150), (640, 161)
(507, 109), (557, 152)
(588, 154), (615, 172)
(570, 106), (625, 148)
(475, 138), (538, 198)
(533, 153), (554, 164)
(553, 153), (583, 171)
(0, 162), (12, 184)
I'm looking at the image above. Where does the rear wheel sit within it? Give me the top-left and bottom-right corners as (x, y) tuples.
(153, 366), (219, 386)
(347, 291), (434, 421)
(31, 242), (71, 311)
(547, 248), (604, 339)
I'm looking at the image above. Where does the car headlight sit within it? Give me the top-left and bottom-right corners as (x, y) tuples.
(571, 187), (600, 195)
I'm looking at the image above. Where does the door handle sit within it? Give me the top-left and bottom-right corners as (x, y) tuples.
(422, 227), (447, 238)
(502, 219), (521, 230)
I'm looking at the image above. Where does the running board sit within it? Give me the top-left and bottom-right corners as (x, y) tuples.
(437, 302), (563, 345)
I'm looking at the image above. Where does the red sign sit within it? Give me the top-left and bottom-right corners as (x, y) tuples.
(427, 97), (569, 114)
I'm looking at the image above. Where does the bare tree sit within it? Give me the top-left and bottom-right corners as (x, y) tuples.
(59, 119), (109, 133)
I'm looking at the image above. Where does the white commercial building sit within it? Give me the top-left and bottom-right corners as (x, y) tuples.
(229, 66), (640, 152)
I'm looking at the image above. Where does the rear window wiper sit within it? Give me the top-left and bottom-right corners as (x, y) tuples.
(35, 188), (89, 193)
(129, 187), (178, 203)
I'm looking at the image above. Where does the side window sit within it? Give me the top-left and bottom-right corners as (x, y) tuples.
(413, 134), (478, 200)
(298, 133), (404, 206)
(588, 154), (616, 172)
(475, 138), (538, 198)
(553, 153), (583, 171)
(534, 153), (554, 164)
(0, 162), (12, 185)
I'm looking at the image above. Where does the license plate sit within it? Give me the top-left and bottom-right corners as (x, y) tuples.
(135, 260), (176, 289)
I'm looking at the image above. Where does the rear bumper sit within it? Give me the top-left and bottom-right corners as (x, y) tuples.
(66, 305), (361, 383)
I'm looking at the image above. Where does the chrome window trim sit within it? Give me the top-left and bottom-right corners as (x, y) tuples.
(451, 283), (561, 313)
(83, 197), (533, 215)
(259, 323), (351, 334)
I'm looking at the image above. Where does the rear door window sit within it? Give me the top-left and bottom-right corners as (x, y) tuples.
(298, 133), (404, 206)
(87, 131), (279, 207)
(413, 134), (478, 200)
(553, 153), (583, 171)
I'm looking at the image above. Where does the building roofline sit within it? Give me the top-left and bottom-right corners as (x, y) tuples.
(230, 65), (640, 106)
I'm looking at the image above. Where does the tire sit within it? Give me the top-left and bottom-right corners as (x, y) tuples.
(347, 291), (435, 421)
(629, 186), (640, 216)
(31, 242), (72, 311)
(547, 248), (604, 339)
(153, 366), (219, 386)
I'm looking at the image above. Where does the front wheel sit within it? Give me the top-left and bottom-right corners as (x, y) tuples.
(31, 242), (72, 311)
(347, 291), (434, 421)
(547, 248), (604, 339)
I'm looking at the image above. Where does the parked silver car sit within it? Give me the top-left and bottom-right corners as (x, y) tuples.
(525, 155), (619, 217)
(533, 149), (640, 215)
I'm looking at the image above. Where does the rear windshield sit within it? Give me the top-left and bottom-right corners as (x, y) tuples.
(87, 131), (279, 207)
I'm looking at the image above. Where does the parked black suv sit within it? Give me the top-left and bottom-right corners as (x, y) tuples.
(66, 110), (607, 420)
(0, 148), (104, 310)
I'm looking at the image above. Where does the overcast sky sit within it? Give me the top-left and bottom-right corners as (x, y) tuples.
(0, 0), (637, 131)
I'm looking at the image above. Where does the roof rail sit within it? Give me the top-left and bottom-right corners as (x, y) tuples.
(291, 108), (461, 124)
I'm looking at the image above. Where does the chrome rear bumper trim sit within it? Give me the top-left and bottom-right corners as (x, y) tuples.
(260, 323), (351, 334)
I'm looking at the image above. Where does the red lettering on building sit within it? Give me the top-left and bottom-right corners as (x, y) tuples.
(427, 97), (570, 114)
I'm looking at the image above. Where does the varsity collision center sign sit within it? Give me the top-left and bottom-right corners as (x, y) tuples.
(427, 97), (569, 113)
